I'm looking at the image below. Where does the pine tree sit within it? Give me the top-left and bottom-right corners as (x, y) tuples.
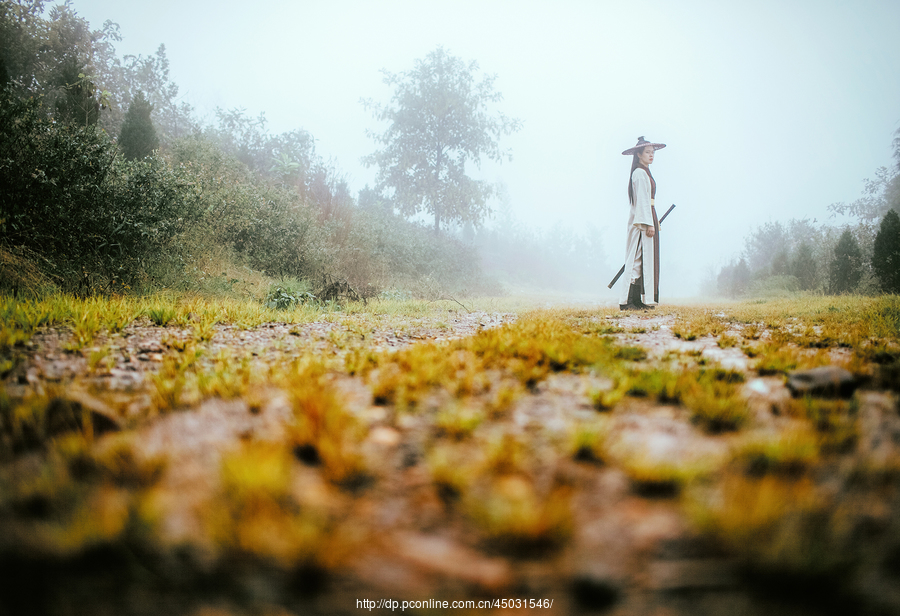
(118, 91), (158, 160)
(791, 242), (817, 291)
(829, 230), (863, 294)
(872, 209), (900, 293)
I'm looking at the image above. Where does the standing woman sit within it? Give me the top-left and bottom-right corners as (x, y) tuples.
(619, 136), (666, 310)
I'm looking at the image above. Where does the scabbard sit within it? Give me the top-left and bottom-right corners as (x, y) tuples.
(607, 204), (676, 289)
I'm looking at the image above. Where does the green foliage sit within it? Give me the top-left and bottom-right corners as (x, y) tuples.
(1, 9), (498, 299)
(363, 46), (521, 232)
(146, 304), (176, 326)
(208, 107), (314, 191)
(714, 135), (897, 300)
(713, 217), (887, 298)
(0, 2), (116, 126)
(118, 91), (158, 160)
(0, 0), (46, 90)
(790, 242), (817, 291)
(42, 5), (103, 126)
(744, 221), (789, 274)
(98, 44), (197, 146)
(0, 92), (199, 291)
(872, 209), (900, 293)
(265, 282), (316, 310)
(829, 229), (863, 293)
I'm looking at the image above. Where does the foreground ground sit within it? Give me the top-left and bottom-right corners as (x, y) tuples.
(1, 294), (899, 615)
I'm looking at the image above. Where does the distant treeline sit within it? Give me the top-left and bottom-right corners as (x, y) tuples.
(709, 138), (900, 297)
(0, 1), (604, 299)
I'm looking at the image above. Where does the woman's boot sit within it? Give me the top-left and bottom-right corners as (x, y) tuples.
(620, 281), (642, 310)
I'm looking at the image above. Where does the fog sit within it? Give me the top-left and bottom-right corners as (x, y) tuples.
(71, 0), (900, 298)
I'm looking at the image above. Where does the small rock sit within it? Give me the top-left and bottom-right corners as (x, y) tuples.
(369, 426), (401, 447)
(391, 532), (511, 589)
(363, 406), (389, 423)
(786, 366), (858, 398)
(138, 341), (163, 354)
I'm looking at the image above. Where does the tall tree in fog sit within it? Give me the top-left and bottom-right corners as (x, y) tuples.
(717, 258), (751, 297)
(743, 221), (787, 273)
(362, 47), (521, 233)
(828, 229), (862, 293)
(829, 230), (862, 293)
(118, 91), (158, 160)
(872, 209), (900, 293)
(97, 44), (197, 145)
(791, 242), (817, 291)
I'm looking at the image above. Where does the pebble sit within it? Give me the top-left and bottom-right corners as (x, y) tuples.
(391, 532), (512, 589)
(369, 426), (402, 447)
(786, 366), (858, 398)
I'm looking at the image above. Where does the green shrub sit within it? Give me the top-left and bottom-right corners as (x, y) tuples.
(265, 281), (316, 310)
(0, 92), (198, 292)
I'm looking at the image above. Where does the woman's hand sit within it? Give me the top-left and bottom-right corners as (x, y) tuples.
(646, 226), (656, 238)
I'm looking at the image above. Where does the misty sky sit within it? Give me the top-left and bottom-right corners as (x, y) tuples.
(70, 0), (900, 297)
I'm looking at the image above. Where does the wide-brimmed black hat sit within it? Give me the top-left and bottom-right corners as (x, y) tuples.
(622, 136), (666, 156)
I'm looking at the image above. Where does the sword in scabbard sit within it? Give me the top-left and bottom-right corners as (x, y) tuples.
(607, 203), (676, 289)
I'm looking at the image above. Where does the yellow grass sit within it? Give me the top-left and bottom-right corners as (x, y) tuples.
(2, 291), (899, 594)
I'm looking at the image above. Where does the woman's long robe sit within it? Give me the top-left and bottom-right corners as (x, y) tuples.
(618, 166), (660, 306)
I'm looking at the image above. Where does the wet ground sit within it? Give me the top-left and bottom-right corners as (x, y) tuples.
(1, 308), (899, 616)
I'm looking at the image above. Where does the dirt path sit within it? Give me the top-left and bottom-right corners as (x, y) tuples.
(2, 308), (899, 616)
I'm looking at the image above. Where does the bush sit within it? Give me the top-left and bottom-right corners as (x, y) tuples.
(0, 91), (199, 292)
(264, 279), (316, 310)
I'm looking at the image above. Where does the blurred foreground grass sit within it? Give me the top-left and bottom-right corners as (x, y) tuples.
(0, 292), (899, 614)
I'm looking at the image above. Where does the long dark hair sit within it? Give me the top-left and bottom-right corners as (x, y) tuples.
(626, 137), (655, 204)
(627, 152), (645, 205)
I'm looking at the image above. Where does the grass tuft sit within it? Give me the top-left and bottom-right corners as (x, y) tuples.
(732, 427), (820, 476)
(466, 476), (572, 554)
